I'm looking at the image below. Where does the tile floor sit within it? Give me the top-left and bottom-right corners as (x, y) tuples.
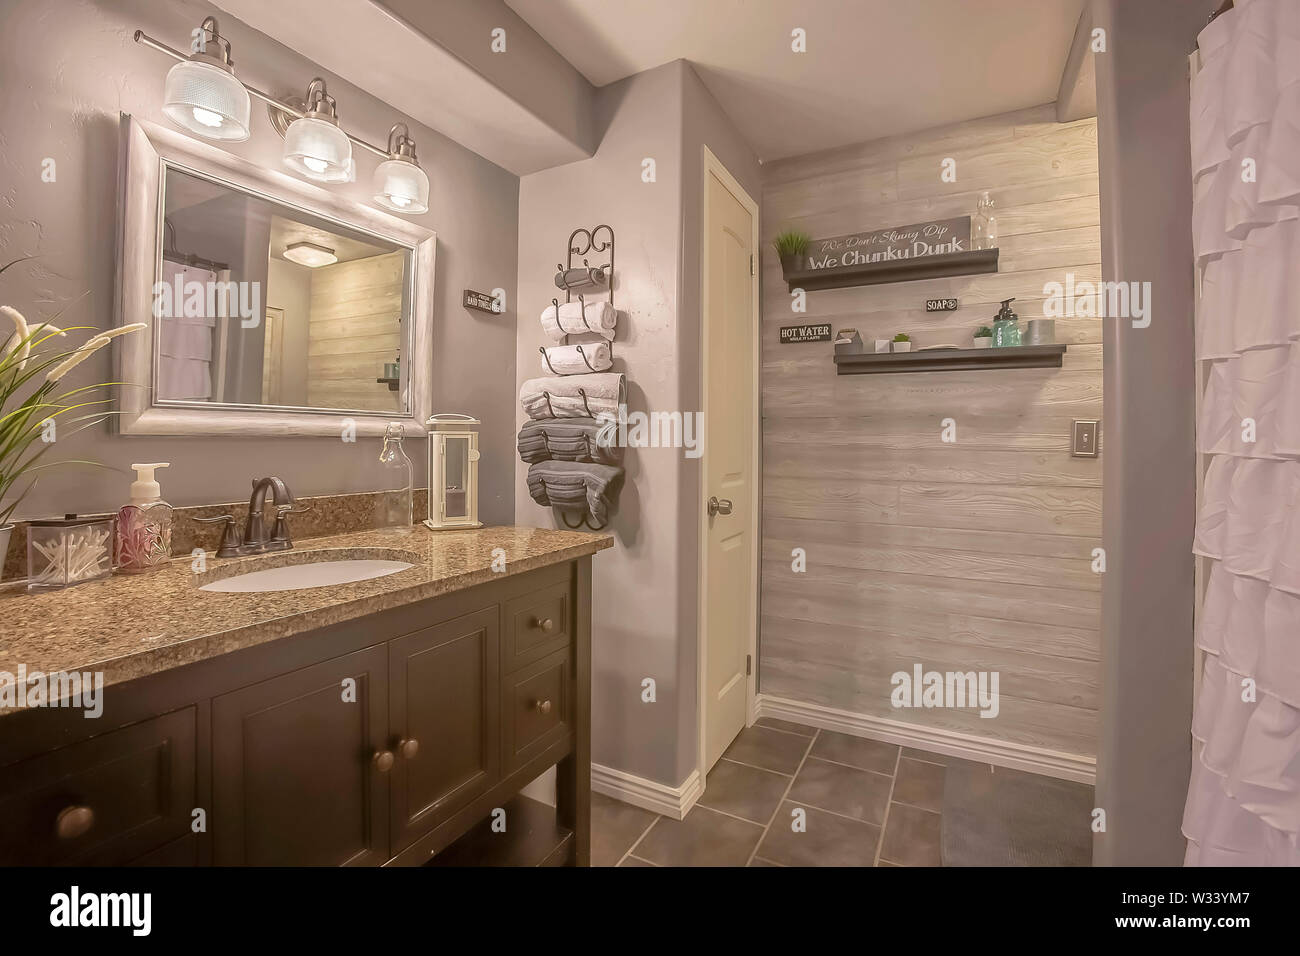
(592, 718), (1087, 867)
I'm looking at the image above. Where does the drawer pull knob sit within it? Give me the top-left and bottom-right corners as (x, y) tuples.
(372, 750), (395, 772)
(534, 617), (555, 633)
(399, 738), (420, 759)
(534, 698), (553, 715)
(55, 805), (95, 841)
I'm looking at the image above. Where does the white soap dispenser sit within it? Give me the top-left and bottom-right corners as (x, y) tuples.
(114, 462), (173, 574)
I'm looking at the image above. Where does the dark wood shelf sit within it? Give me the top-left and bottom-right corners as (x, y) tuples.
(834, 344), (1067, 375)
(785, 248), (999, 291)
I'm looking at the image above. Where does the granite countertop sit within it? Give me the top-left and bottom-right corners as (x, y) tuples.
(0, 525), (611, 701)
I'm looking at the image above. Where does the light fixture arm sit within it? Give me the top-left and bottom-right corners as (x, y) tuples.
(133, 28), (390, 159)
(386, 123), (418, 162)
(196, 16), (233, 68)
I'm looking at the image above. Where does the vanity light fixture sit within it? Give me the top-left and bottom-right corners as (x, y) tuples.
(158, 17), (251, 141)
(282, 241), (338, 268)
(281, 79), (354, 183)
(373, 124), (430, 214)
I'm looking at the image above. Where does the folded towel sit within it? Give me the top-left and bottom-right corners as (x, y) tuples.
(159, 318), (214, 360)
(527, 460), (624, 527)
(541, 299), (617, 342)
(520, 372), (624, 420)
(539, 341), (612, 375)
(517, 417), (622, 465)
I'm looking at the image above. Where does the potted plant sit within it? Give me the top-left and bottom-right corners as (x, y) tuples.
(773, 229), (811, 276)
(973, 325), (993, 349)
(891, 333), (912, 353)
(2, 258), (146, 581)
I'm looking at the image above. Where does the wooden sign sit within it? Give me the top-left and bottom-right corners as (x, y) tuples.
(805, 216), (971, 272)
(780, 323), (832, 344)
(463, 289), (500, 313)
(925, 297), (959, 312)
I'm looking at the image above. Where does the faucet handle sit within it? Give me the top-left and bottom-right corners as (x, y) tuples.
(269, 504), (312, 550)
(195, 514), (242, 558)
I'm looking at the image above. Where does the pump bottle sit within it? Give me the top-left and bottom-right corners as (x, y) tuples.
(114, 462), (173, 573)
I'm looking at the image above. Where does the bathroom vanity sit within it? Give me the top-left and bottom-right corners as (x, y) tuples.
(0, 526), (610, 867)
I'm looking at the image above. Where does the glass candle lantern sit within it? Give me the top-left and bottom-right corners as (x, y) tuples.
(424, 414), (482, 530)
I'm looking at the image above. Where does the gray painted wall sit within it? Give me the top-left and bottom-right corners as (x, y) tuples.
(516, 60), (759, 788)
(0, 0), (519, 522)
(1092, 0), (1213, 866)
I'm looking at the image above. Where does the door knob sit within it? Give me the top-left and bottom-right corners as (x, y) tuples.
(533, 617), (555, 633)
(54, 805), (95, 840)
(707, 496), (734, 517)
(399, 738), (419, 759)
(372, 750), (395, 772)
(534, 698), (553, 715)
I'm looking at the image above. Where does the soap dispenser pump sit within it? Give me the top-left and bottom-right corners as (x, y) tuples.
(115, 462), (173, 574)
(992, 297), (1021, 348)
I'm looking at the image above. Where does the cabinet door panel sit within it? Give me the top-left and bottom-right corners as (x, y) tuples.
(502, 648), (571, 775)
(389, 606), (500, 851)
(212, 645), (388, 866)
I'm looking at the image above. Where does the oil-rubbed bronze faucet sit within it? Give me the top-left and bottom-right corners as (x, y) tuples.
(196, 477), (309, 558)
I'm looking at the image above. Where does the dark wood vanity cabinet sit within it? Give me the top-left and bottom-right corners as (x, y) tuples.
(0, 557), (592, 867)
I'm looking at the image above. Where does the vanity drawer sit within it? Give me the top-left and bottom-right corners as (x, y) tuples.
(503, 583), (570, 673)
(0, 707), (197, 866)
(502, 649), (571, 774)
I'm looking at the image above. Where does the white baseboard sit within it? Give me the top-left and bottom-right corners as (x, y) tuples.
(591, 763), (703, 820)
(756, 693), (1097, 785)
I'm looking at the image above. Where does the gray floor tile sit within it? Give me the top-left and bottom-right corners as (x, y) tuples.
(590, 791), (660, 867)
(893, 757), (945, 812)
(757, 801), (881, 867)
(723, 724), (812, 774)
(619, 855), (657, 867)
(788, 756), (892, 825)
(880, 803), (942, 866)
(633, 806), (764, 866)
(699, 758), (791, 824)
(902, 747), (993, 774)
(755, 717), (816, 737)
(810, 730), (899, 774)
(750, 856), (784, 866)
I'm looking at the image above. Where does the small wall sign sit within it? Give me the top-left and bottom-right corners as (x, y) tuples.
(780, 323), (832, 344)
(463, 289), (500, 313)
(925, 298), (959, 312)
(805, 216), (972, 273)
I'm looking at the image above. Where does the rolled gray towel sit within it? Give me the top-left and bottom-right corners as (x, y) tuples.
(527, 460), (624, 527)
(517, 417), (622, 465)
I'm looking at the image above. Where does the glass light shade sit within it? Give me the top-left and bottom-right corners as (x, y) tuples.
(282, 116), (353, 183)
(373, 158), (430, 214)
(161, 60), (251, 141)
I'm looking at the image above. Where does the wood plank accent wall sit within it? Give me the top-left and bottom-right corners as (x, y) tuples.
(307, 251), (405, 412)
(759, 105), (1102, 759)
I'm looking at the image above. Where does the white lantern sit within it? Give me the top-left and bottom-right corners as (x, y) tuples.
(424, 414), (482, 530)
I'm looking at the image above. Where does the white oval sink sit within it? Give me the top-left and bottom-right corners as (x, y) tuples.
(199, 559), (414, 593)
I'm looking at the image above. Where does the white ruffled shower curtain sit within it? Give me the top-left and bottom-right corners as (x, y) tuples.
(1183, 0), (1300, 866)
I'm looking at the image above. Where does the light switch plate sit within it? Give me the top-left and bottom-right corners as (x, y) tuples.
(1072, 420), (1100, 458)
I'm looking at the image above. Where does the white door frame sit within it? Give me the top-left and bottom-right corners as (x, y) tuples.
(697, 145), (761, 785)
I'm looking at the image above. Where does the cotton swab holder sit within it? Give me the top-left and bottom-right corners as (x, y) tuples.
(26, 515), (115, 590)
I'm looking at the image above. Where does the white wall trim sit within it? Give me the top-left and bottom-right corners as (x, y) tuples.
(756, 694), (1097, 785)
(592, 764), (703, 821)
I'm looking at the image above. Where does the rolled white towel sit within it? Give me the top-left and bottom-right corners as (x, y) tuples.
(520, 372), (624, 420)
(541, 299), (617, 342)
(539, 341), (612, 375)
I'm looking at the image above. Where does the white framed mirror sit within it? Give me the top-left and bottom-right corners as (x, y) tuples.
(113, 114), (435, 436)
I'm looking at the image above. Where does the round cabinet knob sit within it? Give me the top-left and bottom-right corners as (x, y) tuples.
(372, 750), (395, 773)
(399, 738), (419, 759)
(55, 805), (95, 841)
(535, 699), (553, 715)
(534, 617), (555, 633)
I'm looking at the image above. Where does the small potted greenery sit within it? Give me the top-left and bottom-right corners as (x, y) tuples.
(973, 325), (993, 349)
(891, 332), (912, 353)
(1, 257), (146, 581)
(773, 229), (811, 276)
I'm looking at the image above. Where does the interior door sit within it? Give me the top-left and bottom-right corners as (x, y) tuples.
(703, 162), (756, 770)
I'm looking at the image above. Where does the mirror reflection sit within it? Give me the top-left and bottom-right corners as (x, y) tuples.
(157, 166), (411, 413)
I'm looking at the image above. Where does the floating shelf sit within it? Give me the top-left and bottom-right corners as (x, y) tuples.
(834, 344), (1067, 375)
(785, 248), (999, 292)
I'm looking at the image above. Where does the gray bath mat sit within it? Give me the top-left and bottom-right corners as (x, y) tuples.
(940, 764), (1093, 866)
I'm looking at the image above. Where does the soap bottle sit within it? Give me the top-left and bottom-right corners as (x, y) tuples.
(991, 298), (1022, 348)
(114, 462), (173, 573)
(973, 191), (998, 250)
